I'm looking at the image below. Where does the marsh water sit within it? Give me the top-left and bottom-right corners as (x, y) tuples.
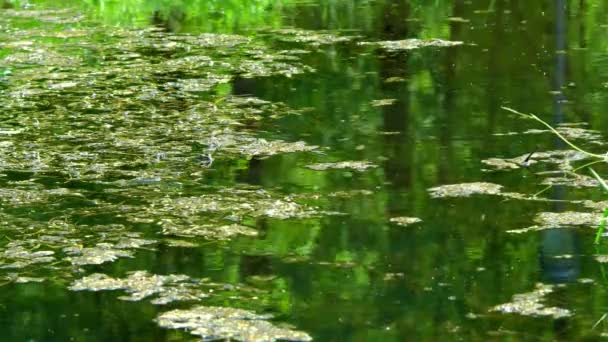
(2, 0), (608, 341)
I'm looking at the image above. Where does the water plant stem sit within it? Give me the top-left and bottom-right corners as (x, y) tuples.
(590, 168), (608, 244)
(503, 106), (608, 244)
(501, 106), (605, 159)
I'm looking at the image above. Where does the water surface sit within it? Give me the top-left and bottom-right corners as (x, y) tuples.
(2, 0), (608, 341)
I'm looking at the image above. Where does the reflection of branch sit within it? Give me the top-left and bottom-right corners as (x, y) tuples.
(501, 106), (605, 159)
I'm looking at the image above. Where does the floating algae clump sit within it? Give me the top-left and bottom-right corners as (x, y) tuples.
(156, 306), (312, 342)
(268, 28), (356, 46)
(306, 161), (377, 172)
(534, 211), (601, 227)
(428, 182), (503, 198)
(360, 38), (463, 52)
(160, 222), (259, 240)
(1, 246), (55, 269)
(389, 217), (422, 227)
(70, 271), (207, 304)
(491, 283), (571, 319)
(370, 98), (397, 107)
(507, 211), (602, 234)
(482, 150), (590, 172)
(65, 243), (135, 266)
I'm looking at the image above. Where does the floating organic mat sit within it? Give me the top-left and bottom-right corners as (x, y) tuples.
(491, 283), (571, 319)
(370, 98), (397, 107)
(481, 157), (525, 170)
(494, 125), (604, 145)
(235, 138), (318, 157)
(360, 38), (463, 52)
(389, 217), (422, 227)
(507, 211), (602, 234)
(384, 77), (405, 83)
(595, 255), (608, 263)
(534, 211), (601, 227)
(306, 161), (377, 172)
(540, 174), (599, 188)
(0, 221), (157, 274)
(70, 271), (207, 304)
(428, 182), (503, 198)
(160, 223), (259, 240)
(1, 247), (55, 269)
(482, 150), (590, 171)
(156, 306), (312, 342)
(63, 238), (154, 266)
(268, 28), (356, 46)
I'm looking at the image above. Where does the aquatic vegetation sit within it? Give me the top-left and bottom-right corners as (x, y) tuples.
(306, 161), (377, 172)
(65, 239), (156, 266)
(502, 107), (608, 243)
(360, 38), (463, 52)
(491, 283), (571, 319)
(494, 125), (605, 146)
(267, 28), (356, 46)
(70, 271), (208, 304)
(540, 174), (599, 188)
(370, 99), (397, 107)
(161, 222), (259, 240)
(139, 188), (321, 224)
(482, 150), (590, 172)
(389, 217), (422, 227)
(481, 157), (525, 170)
(501, 107), (605, 160)
(156, 305), (312, 342)
(1, 246), (55, 269)
(508, 211), (602, 234)
(541, 211), (596, 227)
(234, 138), (318, 157)
(428, 182), (503, 198)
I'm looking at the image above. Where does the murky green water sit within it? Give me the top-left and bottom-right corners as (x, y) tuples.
(2, 0), (608, 340)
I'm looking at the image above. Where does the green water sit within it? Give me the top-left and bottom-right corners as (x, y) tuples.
(2, 0), (608, 341)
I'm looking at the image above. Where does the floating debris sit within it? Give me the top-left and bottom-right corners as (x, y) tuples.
(370, 99), (397, 107)
(306, 161), (377, 172)
(166, 75), (231, 92)
(491, 283), (571, 319)
(389, 217), (422, 227)
(269, 28), (355, 46)
(384, 77), (405, 83)
(595, 255), (608, 263)
(327, 190), (374, 197)
(65, 243), (135, 266)
(541, 174), (599, 188)
(582, 200), (608, 212)
(496, 125), (605, 145)
(508, 211), (602, 234)
(482, 149), (592, 172)
(383, 272), (405, 281)
(69, 271), (207, 304)
(534, 211), (601, 227)
(1, 246), (55, 269)
(360, 38), (463, 52)
(161, 222), (259, 240)
(481, 157), (527, 170)
(236, 138), (318, 157)
(156, 306), (312, 342)
(428, 182), (503, 198)
(163, 239), (199, 248)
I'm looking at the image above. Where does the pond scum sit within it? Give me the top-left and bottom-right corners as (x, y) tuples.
(0, 6), (474, 340)
(425, 106), (608, 320)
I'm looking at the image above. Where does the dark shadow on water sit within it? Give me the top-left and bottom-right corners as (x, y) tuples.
(539, 0), (580, 285)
